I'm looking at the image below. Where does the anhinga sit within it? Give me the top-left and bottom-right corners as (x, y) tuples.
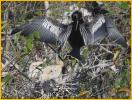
(11, 2), (127, 61)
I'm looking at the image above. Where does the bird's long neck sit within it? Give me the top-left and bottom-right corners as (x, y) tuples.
(73, 19), (83, 30)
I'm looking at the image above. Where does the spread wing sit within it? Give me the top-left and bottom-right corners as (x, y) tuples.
(11, 17), (72, 46)
(80, 15), (127, 48)
(105, 16), (127, 47)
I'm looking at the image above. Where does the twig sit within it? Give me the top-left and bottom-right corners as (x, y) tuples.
(46, 43), (64, 62)
(5, 53), (34, 83)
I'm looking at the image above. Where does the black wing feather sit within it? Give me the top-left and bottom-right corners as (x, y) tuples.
(80, 15), (107, 44)
(11, 17), (72, 46)
(105, 16), (127, 48)
(80, 15), (127, 48)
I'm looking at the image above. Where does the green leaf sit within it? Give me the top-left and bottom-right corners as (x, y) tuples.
(33, 31), (40, 39)
(72, 59), (77, 66)
(14, 32), (21, 43)
(108, 10), (115, 15)
(23, 47), (28, 54)
(76, 3), (83, 8)
(82, 48), (89, 58)
(2, 21), (7, 24)
(104, 3), (110, 8)
(115, 78), (121, 88)
(3, 74), (12, 84)
(35, 11), (43, 16)
(124, 59), (130, 65)
(25, 34), (33, 52)
(2, 22), (7, 30)
(2, 21), (8, 30)
(118, 2), (129, 9)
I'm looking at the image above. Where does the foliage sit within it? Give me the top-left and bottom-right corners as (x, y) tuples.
(1, 1), (130, 99)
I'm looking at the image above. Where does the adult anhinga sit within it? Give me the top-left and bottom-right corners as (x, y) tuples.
(11, 3), (127, 61)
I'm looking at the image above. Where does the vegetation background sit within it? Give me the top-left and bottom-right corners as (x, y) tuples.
(1, 1), (130, 99)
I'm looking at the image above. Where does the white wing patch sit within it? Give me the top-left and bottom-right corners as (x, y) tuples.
(91, 15), (105, 34)
(42, 19), (62, 36)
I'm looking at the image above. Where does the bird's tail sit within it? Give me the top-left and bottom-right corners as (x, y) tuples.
(68, 48), (81, 60)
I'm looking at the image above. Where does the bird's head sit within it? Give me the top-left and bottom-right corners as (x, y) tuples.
(85, 1), (104, 11)
(85, 2), (108, 15)
(71, 10), (82, 22)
